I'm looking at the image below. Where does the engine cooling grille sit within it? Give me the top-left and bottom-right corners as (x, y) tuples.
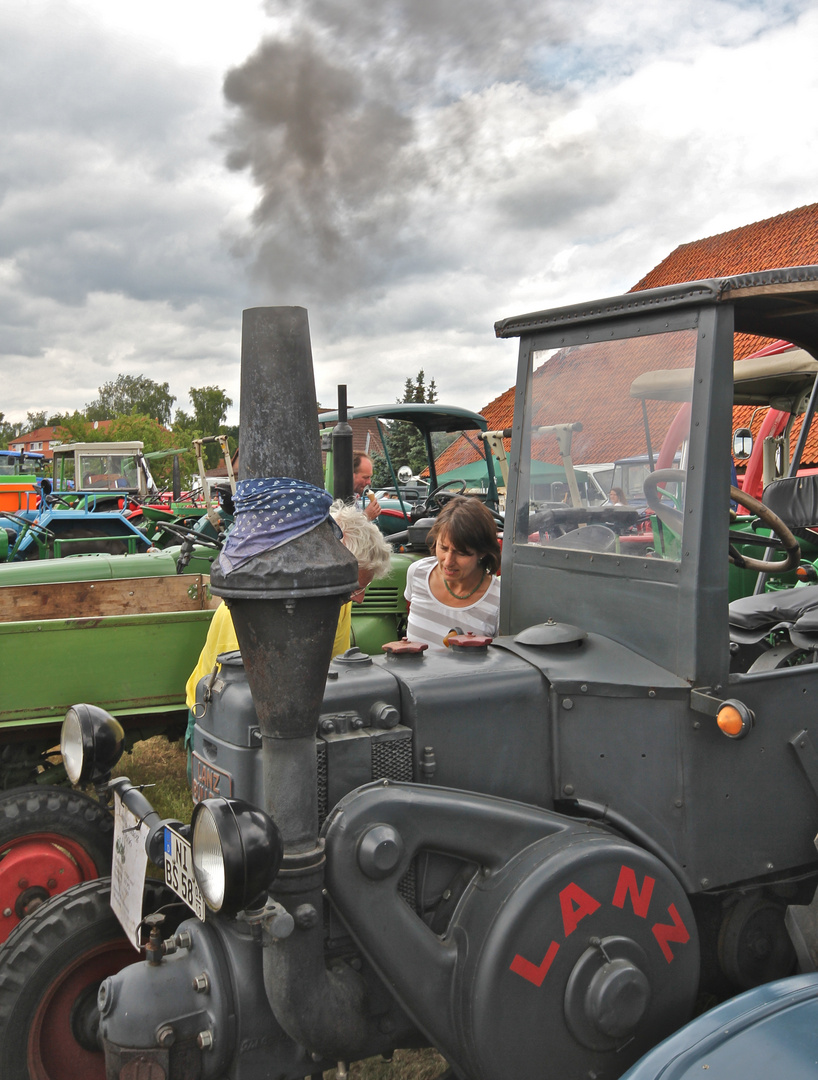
(316, 727), (413, 827)
(317, 741), (328, 825)
(317, 726), (415, 909)
(371, 731), (413, 782)
(353, 582), (404, 614)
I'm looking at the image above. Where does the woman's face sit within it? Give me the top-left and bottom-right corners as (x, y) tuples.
(435, 529), (481, 585)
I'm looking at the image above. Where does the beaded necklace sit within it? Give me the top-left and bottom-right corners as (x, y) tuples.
(442, 568), (486, 601)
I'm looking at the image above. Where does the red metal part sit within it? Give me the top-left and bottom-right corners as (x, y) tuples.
(381, 639), (429, 656)
(0, 834), (98, 943)
(27, 938), (135, 1080)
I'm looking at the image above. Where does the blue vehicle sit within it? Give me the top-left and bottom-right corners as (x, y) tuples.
(0, 441), (158, 561)
(620, 972), (818, 1079)
(0, 449), (44, 475)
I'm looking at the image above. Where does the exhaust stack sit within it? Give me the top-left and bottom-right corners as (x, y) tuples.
(208, 307), (357, 851)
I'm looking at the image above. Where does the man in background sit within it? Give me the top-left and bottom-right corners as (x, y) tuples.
(353, 452), (381, 521)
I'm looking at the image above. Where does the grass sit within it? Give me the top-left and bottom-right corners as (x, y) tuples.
(120, 733), (193, 823)
(336, 1050), (447, 1080)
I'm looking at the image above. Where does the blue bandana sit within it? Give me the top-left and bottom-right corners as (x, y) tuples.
(218, 477), (334, 574)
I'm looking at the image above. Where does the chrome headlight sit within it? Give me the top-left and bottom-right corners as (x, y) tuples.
(191, 798), (283, 915)
(60, 704), (125, 784)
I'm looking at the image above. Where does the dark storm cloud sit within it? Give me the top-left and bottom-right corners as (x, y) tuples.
(269, 0), (568, 91)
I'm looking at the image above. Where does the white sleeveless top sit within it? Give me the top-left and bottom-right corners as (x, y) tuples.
(404, 556), (500, 648)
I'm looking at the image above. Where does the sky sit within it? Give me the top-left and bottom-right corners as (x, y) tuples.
(2, 0), (817, 428)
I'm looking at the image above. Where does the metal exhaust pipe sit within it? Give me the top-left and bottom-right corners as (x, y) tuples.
(208, 307), (357, 850)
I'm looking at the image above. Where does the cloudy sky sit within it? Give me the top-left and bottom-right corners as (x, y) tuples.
(2, 0), (816, 428)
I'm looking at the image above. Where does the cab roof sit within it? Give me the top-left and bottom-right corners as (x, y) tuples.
(495, 266), (818, 354)
(318, 403), (487, 434)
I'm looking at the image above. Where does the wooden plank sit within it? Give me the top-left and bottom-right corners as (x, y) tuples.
(0, 575), (216, 623)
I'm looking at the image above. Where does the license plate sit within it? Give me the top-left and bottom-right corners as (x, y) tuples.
(110, 792), (149, 950)
(164, 826), (206, 921)
(192, 752), (233, 802)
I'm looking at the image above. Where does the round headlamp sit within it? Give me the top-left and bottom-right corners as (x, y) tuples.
(191, 798), (283, 915)
(60, 704), (125, 784)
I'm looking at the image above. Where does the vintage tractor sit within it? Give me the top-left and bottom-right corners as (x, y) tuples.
(6, 273), (818, 1080)
(0, 391), (494, 946)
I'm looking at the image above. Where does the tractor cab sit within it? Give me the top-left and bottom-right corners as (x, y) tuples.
(496, 269), (818, 688)
(51, 441), (156, 503)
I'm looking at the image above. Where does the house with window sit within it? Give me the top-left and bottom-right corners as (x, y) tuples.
(8, 426), (63, 460)
(9, 419), (114, 460)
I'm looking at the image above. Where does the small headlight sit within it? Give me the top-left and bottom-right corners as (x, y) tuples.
(60, 704), (125, 784)
(191, 798), (283, 915)
(191, 803), (226, 910)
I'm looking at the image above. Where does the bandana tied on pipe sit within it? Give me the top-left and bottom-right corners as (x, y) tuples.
(218, 477), (335, 574)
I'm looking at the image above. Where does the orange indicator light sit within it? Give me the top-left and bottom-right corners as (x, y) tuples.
(716, 700), (753, 739)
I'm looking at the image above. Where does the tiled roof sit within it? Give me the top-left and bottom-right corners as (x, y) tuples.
(632, 204), (818, 292)
(469, 203), (818, 470)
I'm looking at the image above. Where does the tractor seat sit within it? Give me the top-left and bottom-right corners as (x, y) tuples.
(729, 586), (818, 645)
(762, 473), (818, 536)
(728, 474), (818, 648)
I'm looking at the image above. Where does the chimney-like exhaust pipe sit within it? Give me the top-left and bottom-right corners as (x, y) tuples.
(208, 308), (373, 1061)
(208, 307), (358, 849)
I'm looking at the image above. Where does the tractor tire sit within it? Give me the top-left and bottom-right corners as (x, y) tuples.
(0, 785), (113, 944)
(0, 876), (176, 1080)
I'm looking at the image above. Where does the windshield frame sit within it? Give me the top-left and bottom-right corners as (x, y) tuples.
(501, 302), (734, 687)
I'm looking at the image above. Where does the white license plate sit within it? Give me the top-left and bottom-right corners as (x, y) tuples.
(164, 826), (206, 921)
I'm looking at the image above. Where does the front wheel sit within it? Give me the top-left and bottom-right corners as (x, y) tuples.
(0, 877), (175, 1080)
(0, 786), (114, 943)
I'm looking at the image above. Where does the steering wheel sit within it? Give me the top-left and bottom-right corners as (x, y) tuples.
(427, 479), (467, 509)
(643, 469), (686, 535)
(644, 468), (800, 573)
(728, 485), (800, 574)
(162, 521), (223, 549)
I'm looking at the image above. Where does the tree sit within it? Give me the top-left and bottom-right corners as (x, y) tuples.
(53, 412), (96, 444)
(25, 410), (48, 431)
(188, 386), (232, 434)
(174, 386), (235, 468)
(401, 370), (437, 406)
(0, 413), (22, 450)
(383, 370), (438, 479)
(85, 375), (176, 426)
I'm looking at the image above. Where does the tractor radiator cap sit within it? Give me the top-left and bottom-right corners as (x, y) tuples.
(515, 619), (587, 647)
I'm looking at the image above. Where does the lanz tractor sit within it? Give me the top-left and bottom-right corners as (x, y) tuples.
(7, 273), (818, 1080)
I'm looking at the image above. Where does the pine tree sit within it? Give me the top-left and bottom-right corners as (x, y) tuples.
(385, 370), (437, 477)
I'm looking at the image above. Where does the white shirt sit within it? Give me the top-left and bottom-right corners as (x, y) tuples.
(404, 556), (500, 648)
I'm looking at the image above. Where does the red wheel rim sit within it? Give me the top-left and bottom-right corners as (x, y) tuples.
(0, 834), (100, 943)
(28, 937), (135, 1080)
